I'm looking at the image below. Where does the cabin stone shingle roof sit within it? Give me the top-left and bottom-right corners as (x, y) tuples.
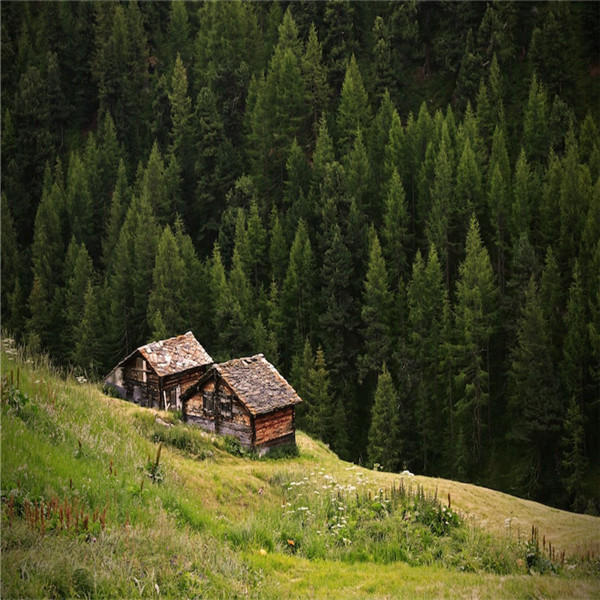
(114, 331), (213, 378)
(139, 331), (213, 376)
(203, 354), (302, 416)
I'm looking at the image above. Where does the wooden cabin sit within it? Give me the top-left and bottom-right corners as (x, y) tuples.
(181, 354), (302, 454)
(104, 332), (213, 411)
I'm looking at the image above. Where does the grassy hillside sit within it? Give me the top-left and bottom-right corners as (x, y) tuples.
(2, 343), (599, 599)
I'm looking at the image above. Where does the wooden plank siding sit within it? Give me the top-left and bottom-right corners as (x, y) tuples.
(254, 407), (294, 445)
(184, 377), (254, 447)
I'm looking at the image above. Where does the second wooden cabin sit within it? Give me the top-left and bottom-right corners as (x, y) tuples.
(181, 354), (302, 454)
(103, 331), (213, 410)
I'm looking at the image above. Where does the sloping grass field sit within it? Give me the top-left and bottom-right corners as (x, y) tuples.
(2, 342), (599, 599)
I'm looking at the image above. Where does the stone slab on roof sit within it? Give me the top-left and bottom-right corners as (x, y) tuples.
(126, 331), (212, 377)
(213, 354), (302, 415)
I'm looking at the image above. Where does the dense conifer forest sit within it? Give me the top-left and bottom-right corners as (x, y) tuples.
(2, 1), (599, 513)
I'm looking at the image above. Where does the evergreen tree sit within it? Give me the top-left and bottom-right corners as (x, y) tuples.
(559, 137), (592, 275)
(561, 261), (588, 412)
(281, 220), (315, 365)
(291, 337), (314, 430)
(408, 245), (446, 473)
(102, 159), (129, 271)
(455, 137), (483, 228)
(248, 8), (307, 199)
(453, 216), (497, 469)
(425, 138), (454, 288)
(269, 210), (288, 285)
(306, 346), (336, 446)
(28, 180), (66, 355)
(302, 23), (330, 146)
(72, 281), (104, 375)
(522, 75), (549, 167)
(561, 397), (588, 512)
(508, 276), (561, 499)
(343, 129), (374, 220)
(147, 225), (187, 339)
(510, 148), (534, 243)
(367, 364), (401, 471)
(64, 239), (95, 363)
(1, 194), (20, 328)
(454, 29), (483, 111)
(336, 54), (371, 155)
(381, 169), (410, 288)
(193, 84), (234, 249)
(169, 53), (194, 202)
(319, 223), (356, 399)
(65, 151), (93, 251)
(358, 231), (393, 383)
(370, 15), (393, 101)
(322, 0), (357, 93)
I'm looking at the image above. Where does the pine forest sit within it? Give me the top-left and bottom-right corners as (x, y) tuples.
(2, 1), (599, 515)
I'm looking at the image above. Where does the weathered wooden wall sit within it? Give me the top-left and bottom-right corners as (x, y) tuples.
(254, 407), (294, 446)
(185, 377), (254, 447)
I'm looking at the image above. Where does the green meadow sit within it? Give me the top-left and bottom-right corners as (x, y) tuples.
(2, 344), (599, 599)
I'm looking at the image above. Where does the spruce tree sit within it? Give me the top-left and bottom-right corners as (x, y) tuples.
(269, 210), (288, 285)
(291, 337), (314, 430)
(453, 215), (497, 468)
(358, 231), (393, 384)
(561, 397), (588, 511)
(408, 245), (446, 473)
(64, 240), (95, 363)
(28, 181), (66, 354)
(169, 53), (194, 201)
(281, 220), (316, 365)
(381, 169), (410, 289)
(302, 23), (330, 146)
(147, 225), (187, 339)
(72, 281), (104, 375)
(508, 276), (561, 499)
(336, 54), (371, 155)
(102, 159), (129, 271)
(367, 364), (401, 472)
(319, 223), (356, 399)
(306, 346), (336, 446)
(561, 261), (588, 412)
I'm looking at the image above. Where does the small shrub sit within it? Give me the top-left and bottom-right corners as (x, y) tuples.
(261, 443), (299, 460)
(223, 436), (244, 457)
(102, 384), (123, 399)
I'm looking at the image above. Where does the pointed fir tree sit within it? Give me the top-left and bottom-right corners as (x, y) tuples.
(561, 261), (588, 411)
(291, 337), (314, 430)
(64, 240), (95, 363)
(560, 397), (588, 511)
(281, 220), (316, 365)
(336, 54), (371, 156)
(367, 364), (401, 472)
(306, 346), (337, 446)
(453, 215), (497, 468)
(168, 53), (194, 200)
(319, 223), (356, 397)
(508, 276), (561, 499)
(302, 23), (330, 147)
(381, 169), (410, 289)
(72, 281), (104, 375)
(147, 225), (187, 339)
(269, 209), (288, 285)
(358, 230), (393, 384)
(408, 245), (446, 473)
